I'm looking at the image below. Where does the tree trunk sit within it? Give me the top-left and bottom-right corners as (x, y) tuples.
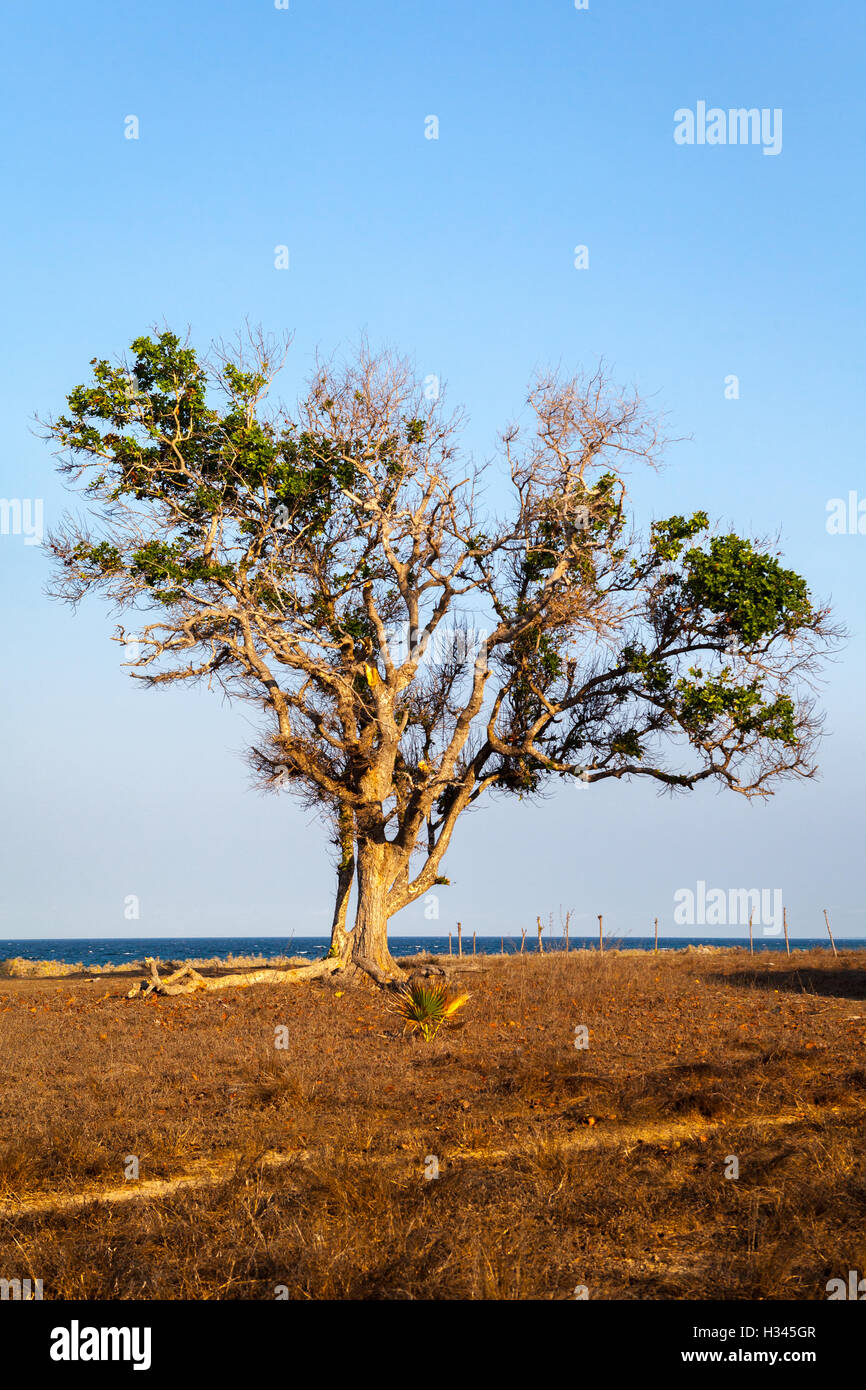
(328, 805), (355, 960)
(349, 839), (404, 983)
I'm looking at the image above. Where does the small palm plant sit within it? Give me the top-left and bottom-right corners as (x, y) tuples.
(392, 981), (470, 1042)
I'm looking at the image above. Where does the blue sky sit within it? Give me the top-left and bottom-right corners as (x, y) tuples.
(2, 0), (865, 939)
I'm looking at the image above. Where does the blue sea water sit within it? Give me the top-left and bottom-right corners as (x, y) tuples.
(0, 936), (863, 968)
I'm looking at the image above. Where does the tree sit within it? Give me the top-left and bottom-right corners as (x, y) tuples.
(44, 329), (837, 986)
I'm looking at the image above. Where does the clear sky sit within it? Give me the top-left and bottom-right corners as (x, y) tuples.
(2, 0), (865, 940)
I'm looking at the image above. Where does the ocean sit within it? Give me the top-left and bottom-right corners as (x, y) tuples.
(0, 935), (863, 968)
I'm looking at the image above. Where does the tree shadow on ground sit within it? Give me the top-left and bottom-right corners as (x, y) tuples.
(710, 967), (866, 1000)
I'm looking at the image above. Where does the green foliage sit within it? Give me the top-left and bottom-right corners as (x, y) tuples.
(621, 645), (672, 692)
(521, 474), (623, 584)
(391, 982), (470, 1042)
(404, 418), (426, 444)
(674, 670), (798, 744)
(649, 512), (709, 562)
(45, 331), (831, 817)
(683, 535), (813, 643)
(54, 334), (368, 544)
(71, 540), (124, 579)
(49, 332), (401, 645)
(610, 729), (643, 759)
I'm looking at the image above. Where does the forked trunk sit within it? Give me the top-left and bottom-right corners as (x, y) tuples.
(349, 839), (403, 983)
(328, 869), (353, 960)
(328, 806), (355, 959)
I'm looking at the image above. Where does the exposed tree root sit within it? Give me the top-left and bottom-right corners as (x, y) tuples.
(126, 956), (346, 999)
(124, 951), (434, 999)
(124, 951), (455, 1000)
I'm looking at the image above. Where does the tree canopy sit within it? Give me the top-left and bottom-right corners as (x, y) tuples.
(44, 329), (836, 981)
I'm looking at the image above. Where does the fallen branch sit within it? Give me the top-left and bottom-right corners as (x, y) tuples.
(126, 955), (345, 999)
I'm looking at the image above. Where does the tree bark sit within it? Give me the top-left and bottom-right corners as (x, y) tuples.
(328, 804), (355, 960)
(348, 838), (404, 983)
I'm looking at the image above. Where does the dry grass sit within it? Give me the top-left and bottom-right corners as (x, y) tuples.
(0, 947), (864, 1299)
(0, 954), (310, 979)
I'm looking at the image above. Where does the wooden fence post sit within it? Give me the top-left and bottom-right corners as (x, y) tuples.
(823, 908), (838, 958)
